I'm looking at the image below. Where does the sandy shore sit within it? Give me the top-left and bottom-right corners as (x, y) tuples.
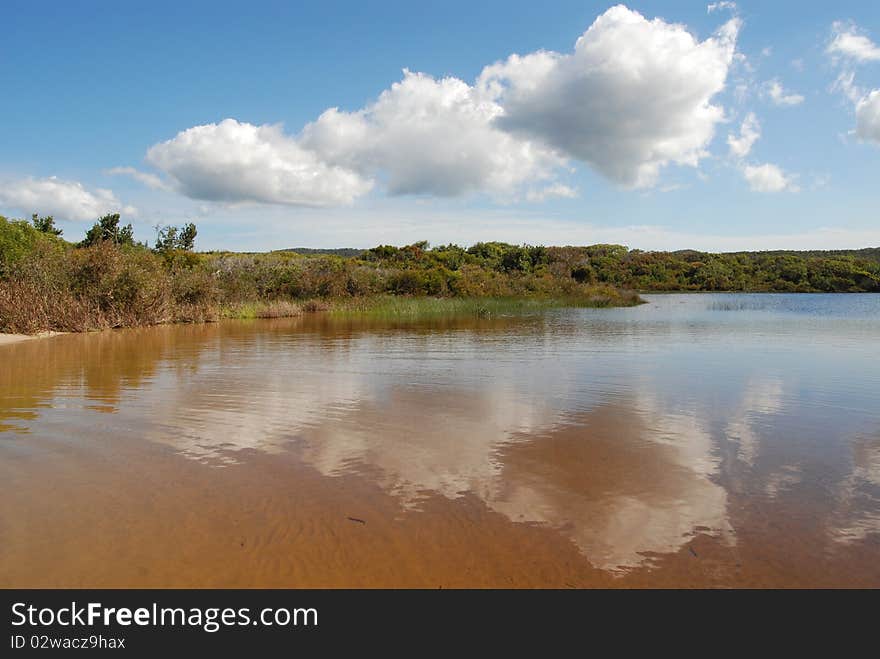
(0, 331), (64, 346)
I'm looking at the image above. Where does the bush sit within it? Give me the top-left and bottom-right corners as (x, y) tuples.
(66, 242), (172, 326)
(0, 239), (174, 332)
(0, 216), (64, 276)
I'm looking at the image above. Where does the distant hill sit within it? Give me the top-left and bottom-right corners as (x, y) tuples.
(672, 247), (880, 263)
(280, 247), (365, 257)
(272, 244), (880, 292)
(279, 245), (880, 262)
(751, 247), (880, 263)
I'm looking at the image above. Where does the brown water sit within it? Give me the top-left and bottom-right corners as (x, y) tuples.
(1, 294), (879, 588)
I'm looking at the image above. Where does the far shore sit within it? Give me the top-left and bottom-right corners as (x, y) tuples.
(0, 331), (65, 346)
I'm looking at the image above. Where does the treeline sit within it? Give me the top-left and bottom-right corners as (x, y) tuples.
(549, 244), (880, 292)
(293, 241), (880, 293)
(321, 242), (876, 293)
(0, 216), (638, 334)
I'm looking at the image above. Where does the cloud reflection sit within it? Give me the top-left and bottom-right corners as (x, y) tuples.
(136, 340), (734, 572)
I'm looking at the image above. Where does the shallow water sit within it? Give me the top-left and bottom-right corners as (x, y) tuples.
(1, 293), (878, 587)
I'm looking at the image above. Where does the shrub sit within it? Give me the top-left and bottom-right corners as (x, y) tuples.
(0, 216), (64, 275)
(66, 242), (172, 327)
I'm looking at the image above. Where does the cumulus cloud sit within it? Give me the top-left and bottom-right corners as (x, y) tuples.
(146, 119), (373, 206)
(105, 166), (171, 191)
(300, 70), (563, 197)
(765, 79), (804, 106)
(0, 176), (135, 221)
(143, 5), (741, 205)
(741, 163), (799, 192)
(727, 112), (760, 158)
(855, 90), (880, 143)
(827, 21), (880, 62)
(480, 5), (741, 188)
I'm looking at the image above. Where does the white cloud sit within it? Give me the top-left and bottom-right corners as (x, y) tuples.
(727, 112), (760, 158)
(146, 119), (373, 206)
(832, 70), (864, 104)
(707, 2), (736, 14)
(480, 5), (741, 188)
(826, 22), (880, 148)
(741, 163), (799, 192)
(300, 70), (563, 198)
(145, 5), (740, 205)
(765, 79), (804, 106)
(105, 166), (171, 191)
(525, 183), (578, 202)
(827, 21), (880, 62)
(724, 110), (802, 193)
(0, 176), (135, 221)
(855, 89), (880, 144)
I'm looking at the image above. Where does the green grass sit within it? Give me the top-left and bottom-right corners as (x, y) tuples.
(220, 300), (306, 320)
(328, 292), (643, 319)
(214, 293), (644, 324)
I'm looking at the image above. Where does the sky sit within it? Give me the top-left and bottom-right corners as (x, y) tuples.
(1, 0), (879, 252)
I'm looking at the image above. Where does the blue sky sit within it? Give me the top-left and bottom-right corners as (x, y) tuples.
(1, 0), (879, 251)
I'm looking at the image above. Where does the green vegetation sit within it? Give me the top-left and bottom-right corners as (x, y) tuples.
(3, 210), (878, 335)
(0, 215), (66, 275)
(79, 213), (136, 248)
(564, 244), (880, 293)
(0, 215), (640, 334)
(329, 293), (634, 319)
(155, 222), (197, 252)
(31, 214), (63, 237)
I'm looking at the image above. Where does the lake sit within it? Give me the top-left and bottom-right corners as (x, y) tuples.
(1, 293), (878, 587)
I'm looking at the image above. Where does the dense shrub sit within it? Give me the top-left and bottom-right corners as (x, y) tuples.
(0, 216), (64, 275)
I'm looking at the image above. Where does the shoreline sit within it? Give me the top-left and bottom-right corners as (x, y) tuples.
(0, 330), (65, 346)
(0, 293), (643, 338)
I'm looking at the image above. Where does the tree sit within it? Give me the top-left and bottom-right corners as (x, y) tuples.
(178, 222), (197, 251)
(31, 213), (63, 236)
(500, 246), (531, 272)
(80, 214), (135, 247)
(154, 225), (178, 252)
(154, 222), (197, 252)
(366, 245), (399, 261)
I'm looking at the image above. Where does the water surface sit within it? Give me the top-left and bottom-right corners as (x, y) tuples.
(1, 294), (878, 587)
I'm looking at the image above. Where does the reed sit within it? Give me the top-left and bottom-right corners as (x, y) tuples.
(329, 290), (641, 319)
